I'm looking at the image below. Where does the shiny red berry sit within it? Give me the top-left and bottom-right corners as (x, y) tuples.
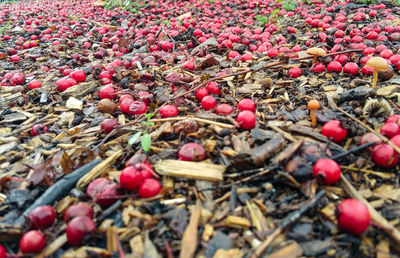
(288, 67), (302, 78)
(337, 199), (370, 234)
(66, 216), (96, 246)
(100, 118), (119, 134)
(321, 120), (347, 143)
(28, 205), (56, 229)
(237, 99), (256, 112)
(31, 124), (48, 136)
(359, 132), (381, 151)
(237, 110), (256, 130)
(178, 143), (206, 161)
(70, 70), (86, 82)
(202, 95), (217, 110)
(129, 101), (147, 115)
(19, 230), (46, 253)
(119, 94), (133, 105)
(372, 144), (398, 168)
(216, 104), (233, 115)
(28, 80), (41, 90)
(160, 105), (178, 118)
(313, 159), (341, 185)
(56, 78), (71, 91)
(99, 86), (115, 100)
(120, 166), (143, 190)
(206, 81), (221, 95)
(386, 114), (400, 124)
(120, 98), (134, 114)
(64, 203), (93, 222)
(195, 87), (209, 101)
(86, 178), (119, 207)
(138, 178), (162, 198)
(0, 245), (5, 258)
(135, 163), (156, 179)
(380, 122), (400, 139)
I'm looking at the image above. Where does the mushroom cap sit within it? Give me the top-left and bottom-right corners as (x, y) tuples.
(308, 99), (320, 110)
(366, 57), (388, 71)
(306, 47), (327, 57)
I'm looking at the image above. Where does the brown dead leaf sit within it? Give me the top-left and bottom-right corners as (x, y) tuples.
(60, 151), (74, 174)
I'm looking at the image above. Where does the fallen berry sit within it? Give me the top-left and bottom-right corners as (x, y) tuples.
(64, 203), (93, 222)
(138, 178), (162, 198)
(206, 81), (221, 95)
(66, 216), (96, 246)
(359, 132), (381, 151)
(321, 120), (347, 143)
(195, 87), (208, 101)
(237, 99), (256, 112)
(28, 205), (56, 229)
(201, 95), (217, 110)
(160, 104), (178, 118)
(70, 70), (86, 82)
(178, 142), (206, 161)
(28, 80), (41, 90)
(0, 245), (5, 258)
(99, 86), (115, 100)
(129, 101), (147, 115)
(216, 104), (233, 115)
(386, 114), (400, 124)
(288, 67), (302, 78)
(313, 159), (341, 185)
(19, 230), (46, 254)
(31, 124), (48, 136)
(380, 122), (400, 138)
(237, 110), (256, 130)
(120, 166), (143, 190)
(100, 118), (119, 134)
(337, 199), (370, 234)
(86, 178), (119, 207)
(372, 144), (398, 168)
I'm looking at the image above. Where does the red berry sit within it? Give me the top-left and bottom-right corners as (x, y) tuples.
(391, 135), (400, 151)
(70, 70), (86, 82)
(206, 82), (221, 95)
(337, 199), (370, 234)
(120, 166), (143, 190)
(66, 216), (95, 246)
(237, 110), (256, 130)
(135, 163), (156, 179)
(119, 94), (133, 104)
(160, 105), (178, 118)
(216, 104), (234, 115)
(120, 98), (134, 114)
(313, 158), (341, 185)
(64, 203), (93, 222)
(321, 120), (347, 143)
(237, 99), (256, 112)
(195, 87), (208, 101)
(380, 122), (400, 138)
(178, 143), (206, 161)
(19, 230), (46, 253)
(99, 86), (115, 100)
(312, 62), (325, 73)
(386, 114), (400, 124)
(0, 245), (5, 258)
(100, 118), (119, 134)
(56, 78), (71, 91)
(31, 124), (48, 136)
(138, 91), (151, 105)
(288, 67), (302, 78)
(100, 71), (112, 80)
(327, 61), (342, 73)
(343, 62), (359, 75)
(183, 61), (195, 70)
(28, 205), (56, 229)
(28, 80), (41, 90)
(129, 101), (147, 115)
(138, 178), (162, 198)
(372, 144), (398, 168)
(202, 95), (217, 110)
(241, 53), (253, 62)
(86, 178), (119, 207)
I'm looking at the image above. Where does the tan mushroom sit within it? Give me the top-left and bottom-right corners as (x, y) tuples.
(306, 47), (327, 65)
(366, 57), (388, 88)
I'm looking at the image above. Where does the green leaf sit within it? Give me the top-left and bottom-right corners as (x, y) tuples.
(141, 134), (151, 152)
(128, 131), (142, 145)
(145, 113), (155, 120)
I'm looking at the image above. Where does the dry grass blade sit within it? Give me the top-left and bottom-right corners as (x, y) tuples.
(76, 150), (123, 188)
(340, 175), (400, 246)
(150, 116), (234, 129)
(154, 160), (226, 181)
(180, 199), (201, 258)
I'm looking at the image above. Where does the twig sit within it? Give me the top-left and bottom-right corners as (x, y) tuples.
(340, 165), (395, 179)
(340, 175), (400, 246)
(252, 190), (326, 257)
(329, 142), (374, 161)
(334, 104), (400, 154)
(150, 116), (235, 128)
